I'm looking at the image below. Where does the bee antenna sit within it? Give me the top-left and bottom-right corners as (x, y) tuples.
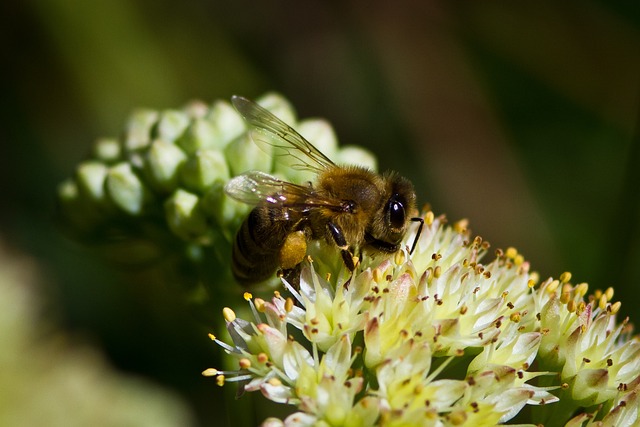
(409, 217), (424, 254)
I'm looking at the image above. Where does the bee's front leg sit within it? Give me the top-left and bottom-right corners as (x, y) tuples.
(326, 221), (356, 271)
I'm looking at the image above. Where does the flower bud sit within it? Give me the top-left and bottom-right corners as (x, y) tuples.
(123, 108), (158, 152)
(144, 139), (187, 192)
(164, 189), (208, 240)
(106, 162), (148, 215)
(180, 149), (229, 194)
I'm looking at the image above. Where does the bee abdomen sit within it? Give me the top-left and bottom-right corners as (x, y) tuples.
(231, 208), (286, 285)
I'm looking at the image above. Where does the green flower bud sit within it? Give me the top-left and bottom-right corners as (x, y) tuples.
(106, 162), (148, 215)
(144, 139), (187, 192)
(224, 133), (273, 176)
(76, 161), (109, 204)
(152, 109), (190, 142)
(201, 182), (248, 235)
(92, 138), (121, 163)
(164, 189), (208, 241)
(180, 149), (229, 194)
(205, 100), (246, 148)
(255, 92), (296, 126)
(123, 108), (158, 152)
(336, 145), (378, 170)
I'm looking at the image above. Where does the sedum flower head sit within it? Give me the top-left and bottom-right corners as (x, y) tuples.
(207, 213), (639, 426)
(56, 92), (640, 426)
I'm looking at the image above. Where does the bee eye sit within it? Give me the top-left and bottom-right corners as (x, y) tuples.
(386, 195), (406, 230)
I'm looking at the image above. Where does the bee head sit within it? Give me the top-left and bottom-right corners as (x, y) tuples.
(367, 173), (417, 252)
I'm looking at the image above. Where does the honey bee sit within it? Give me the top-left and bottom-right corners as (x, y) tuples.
(225, 96), (423, 285)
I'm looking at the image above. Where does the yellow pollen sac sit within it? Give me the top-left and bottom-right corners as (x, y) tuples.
(510, 312), (521, 323)
(395, 250), (405, 265)
(576, 282), (589, 297)
(425, 211), (435, 225)
(222, 307), (236, 322)
(216, 375), (225, 386)
(201, 368), (218, 377)
(285, 297), (294, 312)
(239, 358), (251, 369)
(567, 300), (576, 313)
(453, 219), (469, 234)
(434, 266), (442, 278)
(373, 268), (382, 283)
(560, 291), (571, 305)
(208, 333), (216, 341)
(505, 247), (518, 259)
(546, 280), (560, 294)
(254, 298), (266, 312)
(274, 290), (282, 299)
(576, 301), (586, 315)
(257, 353), (269, 363)
(599, 294), (609, 310)
(268, 378), (282, 386)
(559, 271), (572, 283)
(449, 410), (467, 425)
(514, 254), (524, 266)
(605, 287), (614, 300)
(527, 279), (536, 288)
(243, 292), (253, 301)
(610, 301), (621, 314)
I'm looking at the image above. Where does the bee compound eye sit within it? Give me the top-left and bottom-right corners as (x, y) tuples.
(387, 195), (406, 230)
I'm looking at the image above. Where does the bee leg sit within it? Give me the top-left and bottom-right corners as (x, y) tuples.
(327, 221), (356, 271)
(279, 264), (302, 290)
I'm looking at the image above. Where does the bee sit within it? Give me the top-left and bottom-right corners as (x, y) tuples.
(225, 96), (423, 286)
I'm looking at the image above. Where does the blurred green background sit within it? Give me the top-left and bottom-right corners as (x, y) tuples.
(1, 1), (639, 425)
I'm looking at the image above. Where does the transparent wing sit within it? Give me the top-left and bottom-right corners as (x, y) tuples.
(231, 95), (336, 173)
(224, 171), (343, 210)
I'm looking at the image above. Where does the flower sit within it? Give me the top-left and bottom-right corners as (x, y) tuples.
(207, 213), (639, 426)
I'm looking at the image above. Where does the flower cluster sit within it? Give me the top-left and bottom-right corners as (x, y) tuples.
(206, 213), (639, 426)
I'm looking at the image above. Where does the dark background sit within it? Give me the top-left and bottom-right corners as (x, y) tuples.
(2, 1), (639, 425)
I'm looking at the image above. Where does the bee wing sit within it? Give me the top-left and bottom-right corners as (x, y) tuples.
(225, 171), (342, 210)
(231, 95), (336, 173)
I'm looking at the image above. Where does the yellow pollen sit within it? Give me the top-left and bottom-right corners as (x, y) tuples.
(434, 266), (442, 278)
(527, 279), (536, 288)
(326, 272), (331, 281)
(505, 247), (518, 259)
(243, 292), (253, 301)
(576, 283), (589, 297)
(216, 375), (225, 386)
(605, 287), (614, 300)
(459, 304), (468, 315)
(285, 297), (294, 312)
(239, 358), (251, 369)
(567, 300), (576, 313)
(453, 219), (469, 233)
(201, 368), (218, 377)
(425, 211), (434, 225)
(257, 353), (268, 363)
(546, 280), (560, 294)
(449, 410), (467, 425)
(559, 271), (572, 283)
(514, 254), (524, 266)
(594, 289), (603, 299)
(254, 298), (266, 312)
(610, 301), (621, 314)
(577, 301), (586, 314)
(274, 290), (281, 299)
(268, 378), (282, 386)
(560, 291), (570, 305)
(395, 250), (405, 265)
(208, 333), (216, 341)
(530, 272), (540, 284)
(307, 255), (313, 263)
(599, 295), (608, 310)
(222, 307), (236, 322)
(510, 312), (521, 323)
(373, 268), (382, 283)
